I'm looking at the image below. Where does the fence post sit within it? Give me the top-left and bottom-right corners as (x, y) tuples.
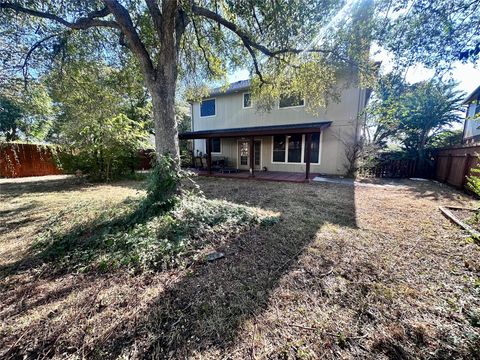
(461, 154), (472, 189)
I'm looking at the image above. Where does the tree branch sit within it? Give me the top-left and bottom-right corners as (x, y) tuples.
(0, 2), (119, 29)
(22, 32), (62, 86)
(191, 4), (350, 64)
(191, 4), (275, 57)
(102, 0), (155, 80)
(145, 0), (163, 39)
(191, 17), (215, 75)
(242, 41), (269, 85)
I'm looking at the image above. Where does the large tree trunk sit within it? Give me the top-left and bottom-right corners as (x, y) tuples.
(148, 0), (181, 165)
(150, 78), (179, 162)
(105, 0), (183, 166)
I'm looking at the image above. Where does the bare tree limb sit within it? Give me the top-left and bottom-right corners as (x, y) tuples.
(0, 2), (119, 29)
(22, 32), (62, 86)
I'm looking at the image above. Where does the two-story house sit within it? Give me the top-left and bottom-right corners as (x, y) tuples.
(462, 85), (480, 145)
(179, 79), (370, 179)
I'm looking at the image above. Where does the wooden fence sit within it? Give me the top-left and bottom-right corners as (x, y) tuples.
(365, 159), (417, 178)
(0, 143), (62, 178)
(434, 145), (480, 190)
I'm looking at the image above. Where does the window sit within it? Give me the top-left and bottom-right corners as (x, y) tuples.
(254, 142), (261, 166)
(272, 135), (286, 162)
(240, 142), (248, 165)
(272, 132), (321, 164)
(304, 132), (321, 163)
(243, 93), (252, 108)
(200, 98), (216, 117)
(287, 135), (302, 163)
(211, 138), (221, 153)
(279, 94), (305, 108)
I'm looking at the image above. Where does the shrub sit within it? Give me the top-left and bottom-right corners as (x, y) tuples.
(467, 166), (480, 198)
(59, 114), (148, 181)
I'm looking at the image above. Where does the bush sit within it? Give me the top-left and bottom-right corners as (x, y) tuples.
(59, 114), (148, 181)
(467, 166), (480, 198)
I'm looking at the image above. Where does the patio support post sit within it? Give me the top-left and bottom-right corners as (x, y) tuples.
(191, 141), (195, 168)
(305, 133), (312, 181)
(207, 138), (212, 175)
(249, 136), (255, 177)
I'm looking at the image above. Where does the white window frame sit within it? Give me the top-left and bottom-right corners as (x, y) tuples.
(211, 137), (222, 154)
(302, 132), (322, 165)
(278, 96), (306, 109)
(199, 97), (217, 118)
(242, 92), (253, 109)
(271, 135), (288, 163)
(270, 133), (322, 165)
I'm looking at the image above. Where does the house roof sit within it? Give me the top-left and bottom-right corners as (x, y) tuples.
(209, 80), (251, 97)
(179, 121), (332, 139)
(464, 85), (480, 104)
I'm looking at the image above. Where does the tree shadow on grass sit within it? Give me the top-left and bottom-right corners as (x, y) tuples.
(97, 178), (358, 358)
(1, 177), (357, 359)
(0, 194), (163, 279)
(0, 176), (146, 201)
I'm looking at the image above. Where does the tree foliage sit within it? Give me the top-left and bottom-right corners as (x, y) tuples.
(367, 77), (465, 171)
(48, 60), (150, 180)
(0, 96), (23, 141)
(1, 0), (478, 188)
(428, 129), (463, 149)
(375, 0), (480, 71)
(0, 83), (53, 141)
(0, 0), (377, 159)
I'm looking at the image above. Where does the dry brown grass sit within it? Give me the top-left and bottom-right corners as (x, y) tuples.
(0, 175), (479, 359)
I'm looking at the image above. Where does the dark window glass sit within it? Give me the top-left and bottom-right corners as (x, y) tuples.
(254, 141), (260, 166)
(200, 99), (216, 117)
(287, 134), (302, 163)
(304, 132), (320, 163)
(240, 142), (248, 165)
(279, 94), (305, 108)
(211, 138), (221, 153)
(273, 135), (286, 162)
(243, 93), (252, 108)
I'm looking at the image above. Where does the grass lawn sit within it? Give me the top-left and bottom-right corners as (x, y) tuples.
(1, 175), (479, 359)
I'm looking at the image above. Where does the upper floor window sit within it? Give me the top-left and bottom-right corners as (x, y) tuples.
(200, 98), (216, 117)
(243, 93), (252, 108)
(279, 94), (305, 109)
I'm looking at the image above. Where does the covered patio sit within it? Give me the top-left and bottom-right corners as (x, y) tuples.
(191, 169), (320, 183)
(179, 121), (331, 182)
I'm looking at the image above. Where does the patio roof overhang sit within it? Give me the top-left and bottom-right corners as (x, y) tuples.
(179, 121), (332, 139)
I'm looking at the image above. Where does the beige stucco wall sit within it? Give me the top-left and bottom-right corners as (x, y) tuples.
(192, 82), (368, 175)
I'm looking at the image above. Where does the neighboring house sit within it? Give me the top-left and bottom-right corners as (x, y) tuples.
(462, 85), (480, 145)
(180, 79), (370, 177)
